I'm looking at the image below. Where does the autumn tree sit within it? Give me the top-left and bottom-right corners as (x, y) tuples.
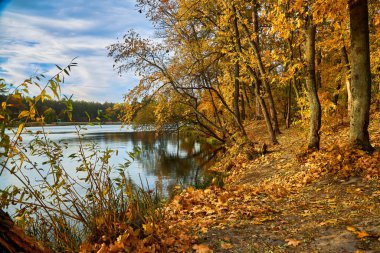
(109, 0), (379, 150)
(305, 14), (322, 150)
(348, 0), (373, 151)
(109, 0), (256, 144)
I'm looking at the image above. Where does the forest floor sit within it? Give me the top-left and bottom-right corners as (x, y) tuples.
(161, 113), (380, 253)
(84, 114), (380, 253)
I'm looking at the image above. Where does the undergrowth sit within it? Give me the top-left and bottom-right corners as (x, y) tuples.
(1, 126), (167, 252)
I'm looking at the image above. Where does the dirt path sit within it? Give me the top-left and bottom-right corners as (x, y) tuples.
(193, 119), (380, 252)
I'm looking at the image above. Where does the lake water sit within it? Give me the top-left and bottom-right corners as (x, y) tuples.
(0, 125), (214, 197)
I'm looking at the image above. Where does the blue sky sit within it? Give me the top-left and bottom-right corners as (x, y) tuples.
(0, 0), (153, 102)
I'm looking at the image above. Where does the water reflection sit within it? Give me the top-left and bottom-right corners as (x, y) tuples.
(1, 125), (215, 194)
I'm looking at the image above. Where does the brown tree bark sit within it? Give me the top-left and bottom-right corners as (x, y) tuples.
(305, 17), (322, 150)
(231, 5), (249, 137)
(293, 77), (300, 99)
(233, 62), (242, 126)
(255, 95), (262, 118)
(348, 0), (373, 151)
(240, 93), (246, 121)
(341, 45), (352, 116)
(316, 49), (322, 88)
(286, 80), (292, 129)
(0, 210), (50, 253)
(238, 5), (281, 134)
(242, 84), (252, 113)
(245, 63), (278, 144)
(253, 79), (278, 144)
(251, 6), (281, 135)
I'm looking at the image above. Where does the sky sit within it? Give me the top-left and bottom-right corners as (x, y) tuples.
(0, 0), (154, 103)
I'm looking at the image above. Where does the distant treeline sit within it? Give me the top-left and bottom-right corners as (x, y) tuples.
(0, 95), (121, 123)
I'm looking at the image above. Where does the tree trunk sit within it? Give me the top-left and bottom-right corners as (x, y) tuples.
(255, 95), (262, 118)
(348, 0), (373, 151)
(286, 80), (292, 128)
(240, 93), (246, 121)
(232, 5), (247, 137)
(0, 210), (50, 253)
(292, 78), (300, 99)
(316, 49), (322, 88)
(233, 62), (241, 126)
(305, 18), (322, 150)
(341, 45), (352, 116)
(250, 5), (281, 134)
(253, 79), (278, 144)
(242, 84), (252, 114)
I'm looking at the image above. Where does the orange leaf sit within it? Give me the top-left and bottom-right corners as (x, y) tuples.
(285, 238), (301, 247)
(220, 242), (233, 249)
(193, 244), (213, 253)
(357, 231), (370, 239)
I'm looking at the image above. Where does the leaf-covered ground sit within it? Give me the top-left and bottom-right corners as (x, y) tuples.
(82, 114), (380, 252)
(165, 115), (380, 252)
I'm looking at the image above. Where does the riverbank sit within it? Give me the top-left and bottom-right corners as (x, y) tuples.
(79, 114), (380, 252)
(24, 121), (123, 127)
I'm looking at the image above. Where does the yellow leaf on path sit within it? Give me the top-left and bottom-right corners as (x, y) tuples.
(222, 236), (231, 242)
(319, 219), (337, 226)
(200, 227), (208, 233)
(347, 226), (370, 239)
(220, 242), (233, 249)
(357, 231), (370, 239)
(285, 238), (301, 247)
(193, 244), (213, 253)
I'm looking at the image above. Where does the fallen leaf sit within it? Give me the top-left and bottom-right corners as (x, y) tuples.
(347, 226), (357, 232)
(200, 227), (208, 233)
(193, 244), (213, 253)
(220, 242), (233, 249)
(357, 231), (370, 239)
(285, 238), (301, 247)
(222, 236), (231, 242)
(319, 219), (337, 226)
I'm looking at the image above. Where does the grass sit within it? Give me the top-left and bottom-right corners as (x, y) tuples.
(1, 127), (166, 252)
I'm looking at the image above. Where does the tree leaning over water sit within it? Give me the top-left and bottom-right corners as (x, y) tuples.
(109, 0), (379, 148)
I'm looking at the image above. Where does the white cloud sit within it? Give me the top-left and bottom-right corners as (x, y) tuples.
(0, 0), (153, 102)
(7, 11), (94, 31)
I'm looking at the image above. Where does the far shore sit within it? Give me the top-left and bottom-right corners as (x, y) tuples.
(25, 121), (123, 127)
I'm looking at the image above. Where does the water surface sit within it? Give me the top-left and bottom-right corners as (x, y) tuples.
(0, 125), (213, 194)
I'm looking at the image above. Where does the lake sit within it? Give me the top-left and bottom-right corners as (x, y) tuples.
(0, 125), (215, 197)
